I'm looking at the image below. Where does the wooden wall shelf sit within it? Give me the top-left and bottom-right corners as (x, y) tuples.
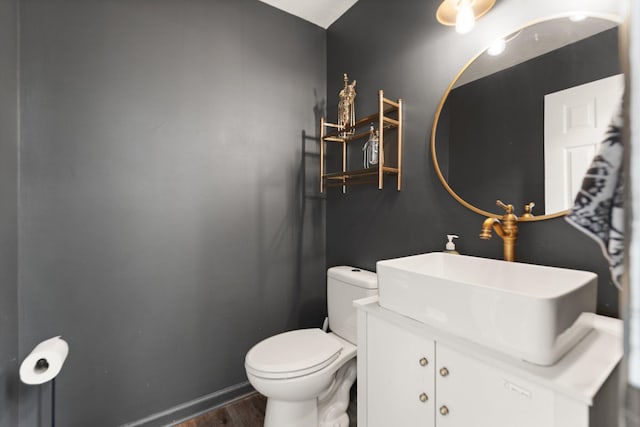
(320, 90), (403, 192)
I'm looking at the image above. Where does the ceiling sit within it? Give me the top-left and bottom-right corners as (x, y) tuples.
(257, 0), (359, 29)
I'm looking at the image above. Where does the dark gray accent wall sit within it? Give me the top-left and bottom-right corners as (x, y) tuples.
(0, 0), (18, 426)
(19, 0), (325, 425)
(326, 0), (618, 316)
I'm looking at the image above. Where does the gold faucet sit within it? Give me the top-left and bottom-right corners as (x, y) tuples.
(522, 202), (535, 219)
(479, 200), (518, 262)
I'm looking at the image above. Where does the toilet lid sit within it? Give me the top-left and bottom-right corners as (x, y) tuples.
(245, 329), (342, 379)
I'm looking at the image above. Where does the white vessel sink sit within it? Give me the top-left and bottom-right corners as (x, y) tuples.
(377, 253), (597, 366)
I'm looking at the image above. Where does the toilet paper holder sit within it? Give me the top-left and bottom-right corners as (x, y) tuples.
(35, 358), (49, 372)
(20, 336), (69, 427)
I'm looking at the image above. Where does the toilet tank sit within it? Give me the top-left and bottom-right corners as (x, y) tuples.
(327, 266), (378, 344)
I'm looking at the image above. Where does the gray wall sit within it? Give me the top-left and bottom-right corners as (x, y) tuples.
(326, 0), (621, 317)
(0, 0), (19, 426)
(18, 0), (326, 425)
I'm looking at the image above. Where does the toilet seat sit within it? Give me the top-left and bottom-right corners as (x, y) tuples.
(245, 329), (343, 379)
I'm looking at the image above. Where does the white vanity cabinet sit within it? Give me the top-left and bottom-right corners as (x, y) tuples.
(356, 296), (622, 427)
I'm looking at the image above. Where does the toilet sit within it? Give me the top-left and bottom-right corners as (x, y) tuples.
(244, 266), (377, 427)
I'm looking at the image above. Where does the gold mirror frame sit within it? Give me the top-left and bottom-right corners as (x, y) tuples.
(430, 13), (622, 222)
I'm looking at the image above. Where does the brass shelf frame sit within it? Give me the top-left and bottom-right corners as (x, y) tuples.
(320, 90), (403, 193)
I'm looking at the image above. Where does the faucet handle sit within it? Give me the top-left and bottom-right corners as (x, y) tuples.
(522, 202), (535, 218)
(495, 200), (514, 214)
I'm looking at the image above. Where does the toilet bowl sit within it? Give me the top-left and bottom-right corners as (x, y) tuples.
(246, 330), (356, 427)
(244, 266), (377, 427)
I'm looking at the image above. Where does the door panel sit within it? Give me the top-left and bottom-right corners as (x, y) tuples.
(367, 316), (435, 427)
(544, 74), (623, 213)
(435, 343), (554, 427)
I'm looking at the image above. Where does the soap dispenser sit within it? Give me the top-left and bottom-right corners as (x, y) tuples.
(444, 234), (460, 254)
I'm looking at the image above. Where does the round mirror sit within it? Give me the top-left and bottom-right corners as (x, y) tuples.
(431, 14), (622, 221)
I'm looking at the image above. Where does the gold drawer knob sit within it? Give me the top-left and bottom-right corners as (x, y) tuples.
(419, 393), (429, 402)
(440, 405), (450, 416)
(419, 357), (429, 366)
(439, 367), (450, 377)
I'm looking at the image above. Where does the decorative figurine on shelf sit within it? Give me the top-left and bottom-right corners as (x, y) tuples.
(338, 73), (356, 137)
(363, 125), (379, 168)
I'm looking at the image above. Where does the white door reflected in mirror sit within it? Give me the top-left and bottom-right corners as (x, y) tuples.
(544, 73), (624, 214)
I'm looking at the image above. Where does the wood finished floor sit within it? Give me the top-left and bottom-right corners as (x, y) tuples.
(174, 391), (357, 427)
(174, 393), (266, 427)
